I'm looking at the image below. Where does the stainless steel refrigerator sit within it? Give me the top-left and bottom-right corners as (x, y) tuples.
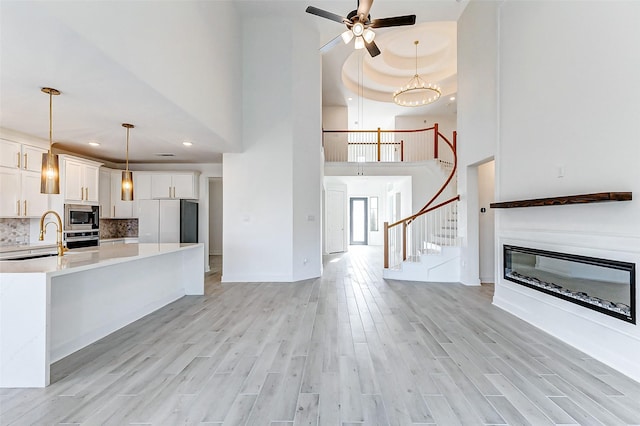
(138, 199), (198, 243)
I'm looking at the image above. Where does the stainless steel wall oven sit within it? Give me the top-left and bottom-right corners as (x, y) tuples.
(64, 204), (100, 249)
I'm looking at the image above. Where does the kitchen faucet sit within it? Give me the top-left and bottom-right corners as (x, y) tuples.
(38, 210), (67, 256)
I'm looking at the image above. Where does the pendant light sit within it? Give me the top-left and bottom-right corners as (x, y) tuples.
(393, 40), (441, 107)
(121, 123), (134, 201)
(40, 87), (61, 194)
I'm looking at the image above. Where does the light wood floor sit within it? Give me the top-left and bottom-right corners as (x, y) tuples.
(2, 245), (640, 425)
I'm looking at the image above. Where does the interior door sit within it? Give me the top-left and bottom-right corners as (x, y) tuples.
(326, 188), (346, 253)
(350, 197), (368, 245)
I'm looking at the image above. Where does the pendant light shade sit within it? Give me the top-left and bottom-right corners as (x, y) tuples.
(40, 87), (61, 194)
(121, 170), (133, 201)
(121, 123), (134, 201)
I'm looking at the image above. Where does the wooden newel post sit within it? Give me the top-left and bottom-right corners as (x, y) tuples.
(377, 127), (381, 161)
(383, 222), (389, 268)
(400, 140), (404, 162)
(402, 221), (407, 261)
(433, 122), (439, 159)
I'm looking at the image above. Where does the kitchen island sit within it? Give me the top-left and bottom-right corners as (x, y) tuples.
(0, 243), (204, 388)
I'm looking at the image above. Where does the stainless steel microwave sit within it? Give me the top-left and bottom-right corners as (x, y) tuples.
(64, 204), (100, 231)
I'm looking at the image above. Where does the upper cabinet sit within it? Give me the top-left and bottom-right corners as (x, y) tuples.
(61, 155), (101, 204)
(145, 172), (199, 200)
(99, 168), (135, 218)
(0, 139), (49, 217)
(0, 139), (48, 172)
(134, 172), (153, 200)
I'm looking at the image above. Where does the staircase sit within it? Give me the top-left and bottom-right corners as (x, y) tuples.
(382, 128), (461, 282)
(383, 202), (461, 282)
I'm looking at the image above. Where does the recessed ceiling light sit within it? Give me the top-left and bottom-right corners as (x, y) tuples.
(88, 142), (100, 147)
(348, 97), (353, 101)
(449, 96), (456, 101)
(182, 141), (193, 146)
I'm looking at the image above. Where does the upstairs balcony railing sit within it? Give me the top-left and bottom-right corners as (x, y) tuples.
(323, 123), (455, 165)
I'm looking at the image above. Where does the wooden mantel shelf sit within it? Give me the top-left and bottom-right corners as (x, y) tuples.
(490, 192), (632, 209)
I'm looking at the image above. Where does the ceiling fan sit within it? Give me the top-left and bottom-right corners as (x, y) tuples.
(305, 0), (416, 57)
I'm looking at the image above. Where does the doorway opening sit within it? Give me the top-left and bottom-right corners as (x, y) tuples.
(208, 178), (223, 281)
(350, 197), (368, 245)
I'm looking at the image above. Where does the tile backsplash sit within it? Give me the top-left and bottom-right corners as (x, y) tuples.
(100, 218), (139, 239)
(0, 218), (30, 246)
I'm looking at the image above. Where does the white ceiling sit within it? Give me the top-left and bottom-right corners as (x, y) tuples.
(0, 0), (466, 165)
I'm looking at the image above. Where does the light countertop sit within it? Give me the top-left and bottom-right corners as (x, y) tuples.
(0, 243), (202, 276)
(0, 243), (58, 254)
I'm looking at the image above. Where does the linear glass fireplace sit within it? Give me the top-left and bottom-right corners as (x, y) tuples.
(503, 245), (635, 324)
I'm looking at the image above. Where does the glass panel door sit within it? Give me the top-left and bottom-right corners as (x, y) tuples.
(350, 197), (368, 245)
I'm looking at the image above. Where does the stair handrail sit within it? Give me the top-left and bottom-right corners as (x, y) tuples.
(414, 130), (457, 218)
(322, 124), (445, 162)
(387, 195), (461, 229)
(383, 128), (459, 269)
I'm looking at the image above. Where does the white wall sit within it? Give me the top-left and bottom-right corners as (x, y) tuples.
(322, 106), (348, 130)
(395, 115), (457, 141)
(325, 161), (451, 216)
(457, 0), (500, 286)
(493, 1), (640, 382)
(222, 17), (322, 282)
(292, 28), (323, 282)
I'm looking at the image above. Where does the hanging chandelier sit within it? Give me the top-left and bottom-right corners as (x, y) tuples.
(121, 123), (134, 201)
(393, 40), (441, 107)
(40, 87), (61, 194)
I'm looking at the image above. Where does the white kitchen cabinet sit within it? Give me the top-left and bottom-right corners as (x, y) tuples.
(21, 171), (48, 216)
(150, 172), (198, 199)
(22, 145), (47, 173)
(134, 172), (153, 200)
(0, 168), (47, 217)
(0, 168), (20, 216)
(99, 168), (135, 218)
(0, 139), (21, 169)
(0, 140), (48, 171)
(0, 139), (50, 217)
(62, 156), (101, 204)
(99, 169), (111, 218)
(138, 199), (181, 243)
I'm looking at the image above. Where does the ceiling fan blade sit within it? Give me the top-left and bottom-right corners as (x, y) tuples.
(365, 40), (381, 58)
(357, 0), (373, 20)
(370, 15), (416, 28)
(320, 34), (343, 54)
(305, 6), (348, 24)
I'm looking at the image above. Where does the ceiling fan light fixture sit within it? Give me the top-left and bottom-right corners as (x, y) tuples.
(363, 28), (375, 43)
(352, 22), (364, 37)
(341, 30), (354, 44)
(354, 36), (365, 50)
(393, 40), (441, 107)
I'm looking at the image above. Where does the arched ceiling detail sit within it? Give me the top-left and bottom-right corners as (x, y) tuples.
(340, 22), (457, 104)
